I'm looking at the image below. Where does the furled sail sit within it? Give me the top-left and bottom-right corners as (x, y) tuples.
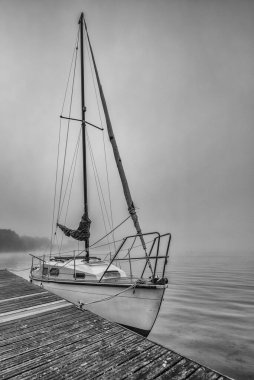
(57, 213), (91, 241)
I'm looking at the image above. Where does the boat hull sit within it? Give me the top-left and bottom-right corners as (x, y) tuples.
(31, 278), (165, 336)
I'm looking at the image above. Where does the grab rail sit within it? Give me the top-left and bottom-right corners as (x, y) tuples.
(99, 232), (171, 283)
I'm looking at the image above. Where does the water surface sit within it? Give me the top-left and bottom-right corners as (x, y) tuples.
(150, 251), (254, 380)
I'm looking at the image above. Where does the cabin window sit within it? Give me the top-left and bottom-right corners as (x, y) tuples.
(74, 272), (85, 279)
(42, 267), (48, 276)
(50, 267), (59, 276)
(103, 271), (120, 279)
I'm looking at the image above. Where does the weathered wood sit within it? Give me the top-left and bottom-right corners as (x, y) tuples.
(73, 336), (154, 379)
(100, 345), (170, 380)
(0, 305), (75, 334)
(127, 350), (182, 380)
(0, 299), (69, 324)
(0, 310), (113, 360)
(0, 270), (232, 380)
(156, 357), (200, 379)
(0, 270), (45, 301)
(188, 367), (221, 380)
(0, 291), (48, 303)
(0, 293), (61, 314)
(0, 326), (120, 379)
(22, 330), (142, 380)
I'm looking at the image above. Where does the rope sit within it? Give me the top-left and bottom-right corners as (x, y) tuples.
(81, 279), (144, 306)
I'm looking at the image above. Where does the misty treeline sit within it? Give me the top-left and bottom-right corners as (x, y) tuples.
(0, 229), (50, 252)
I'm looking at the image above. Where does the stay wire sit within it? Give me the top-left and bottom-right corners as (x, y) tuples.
(51, 30), (80, 254)
(52, 29), (79, 254)
(57, 34), (79, 224)
(59, 127), (82, 219)
(90, 215), (131, 248)
(86, 130), (112, 252)
(85, 29), (116, 252)
(92, 236), (154, 252)
(61, 29), (80, 115)
(86, 130), (113, 235)
(63, 129), (81, 223)
(59, 127), (82, 253)
(50, 118), (62, 256)
(84, 25), (103, 130)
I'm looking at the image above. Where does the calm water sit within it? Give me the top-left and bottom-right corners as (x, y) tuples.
(0, 250), (253, 380)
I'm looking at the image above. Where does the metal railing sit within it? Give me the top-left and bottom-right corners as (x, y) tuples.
(98, 232), (171, 283)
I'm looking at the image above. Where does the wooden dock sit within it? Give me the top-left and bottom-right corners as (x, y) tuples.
(0, 269), (232, 379)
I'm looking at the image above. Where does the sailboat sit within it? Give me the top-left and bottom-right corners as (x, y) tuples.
(30, 13), (171, 337)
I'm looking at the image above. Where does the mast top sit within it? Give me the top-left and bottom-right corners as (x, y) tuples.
(79, 12), (84, 24)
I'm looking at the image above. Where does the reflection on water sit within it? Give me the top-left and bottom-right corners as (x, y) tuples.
(0, 250), (253, 379)
(150, 251), (254, 380)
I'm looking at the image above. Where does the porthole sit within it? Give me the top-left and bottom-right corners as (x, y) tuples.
(50, 267), (59, 276)
(74, 272), (85, 279)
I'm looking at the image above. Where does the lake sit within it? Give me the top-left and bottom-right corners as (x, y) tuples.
(0, 250), (253, 379)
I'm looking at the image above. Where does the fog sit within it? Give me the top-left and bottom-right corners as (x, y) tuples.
(0, 0), (254, 253)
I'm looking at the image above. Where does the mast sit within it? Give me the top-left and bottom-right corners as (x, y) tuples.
(83, 19), (148, 254)
(79, 12), (89, 257)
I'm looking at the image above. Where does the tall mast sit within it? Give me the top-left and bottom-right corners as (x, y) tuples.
(79, 12), (89, 257)
(84, 19), (148, 255)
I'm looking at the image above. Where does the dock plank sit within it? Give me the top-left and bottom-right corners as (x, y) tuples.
(20, 329), (142, 380)
(0, 293), (61, 314)
(0, 310), (113, 361)
(100, 345), (171, 380)
(0, 325), (121, 379)
(127, 350), (182, 380)
(0, 306), (75, 334)
(0, 270), (45, 300)
(0, 270), (233, 380)
(73, 336), (154, 379)
(188, 367), (221, 380)
(156, 358), (200, 379)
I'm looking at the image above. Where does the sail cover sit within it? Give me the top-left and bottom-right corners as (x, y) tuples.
(57, 213), (91, 241)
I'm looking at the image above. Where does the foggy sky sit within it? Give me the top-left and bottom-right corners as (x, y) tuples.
(0, 0), (254, 253)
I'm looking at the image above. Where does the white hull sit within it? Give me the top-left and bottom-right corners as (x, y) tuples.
(32, 278), (165, 336)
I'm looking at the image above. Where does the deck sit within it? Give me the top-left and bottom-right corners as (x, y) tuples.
(0, 269), (232, 379)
